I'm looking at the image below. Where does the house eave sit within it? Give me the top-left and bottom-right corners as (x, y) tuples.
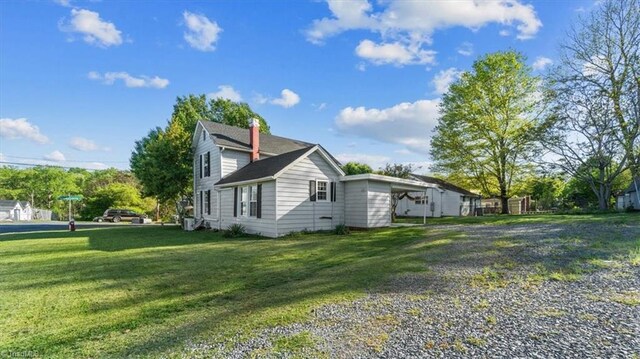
(214, 176), (275, 188)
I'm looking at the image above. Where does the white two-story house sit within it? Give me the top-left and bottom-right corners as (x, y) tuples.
(192, 120), (439, 237)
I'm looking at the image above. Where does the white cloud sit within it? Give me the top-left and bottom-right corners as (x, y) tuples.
(355, 39), (436, 66)
(532, 56), (553, 70)
(499, 29), (511, 36)
(456, 42), (473, 56)
(59, 8), (123, 47)
(335, 153), (391, 169)
(307, 0), (542, 65)
(54, 0), (72, 7)
(86, 162), (109, 170)
(182, 11), (222, 52)
(69, 137), (109, 152)
(432, 68), (463, 94)
(88, 71), (169, 89)
(44, 150), (66, 162)
(271, 89), (301, 108)
(0, 118), (50, 144)
(208, 85), (242, 102)
(335, 99), (440, 154)
(316, 103), (327, 111)
(356, 62), (367, 71)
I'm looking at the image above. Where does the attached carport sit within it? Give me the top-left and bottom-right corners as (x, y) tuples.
(340, 174), (437, 228)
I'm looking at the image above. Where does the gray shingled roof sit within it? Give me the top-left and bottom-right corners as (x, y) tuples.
(200, 121), (312, 155)
(215, 146), (315, 186)
(0, 200), (20, 209)
(411, 174), (480, 197)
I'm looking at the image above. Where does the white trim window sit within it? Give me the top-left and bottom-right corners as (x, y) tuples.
(249, 186), (258, 217)
(240, 185), (259, 217)
(316, 180), (328, 201)
(240, 187), (248, 216)
(414, 196), (427, 205)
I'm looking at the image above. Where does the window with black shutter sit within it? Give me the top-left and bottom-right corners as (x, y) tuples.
(204, 152), (210, 177)
(233, 187), (238, 217)
(331, 182), (337, 202)
(205, 190), (211, 215)
(199, 191), (203, 216)
(199, 154), (203, 179)
(256, 184), (262, 218)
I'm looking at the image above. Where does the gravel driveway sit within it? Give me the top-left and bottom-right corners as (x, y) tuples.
(187, 222), (640, 358)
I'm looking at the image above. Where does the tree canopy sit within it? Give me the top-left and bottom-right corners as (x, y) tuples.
(342, 162), (373, 175)
(130, 95), (270, 208)
(431, 50), (543, 213)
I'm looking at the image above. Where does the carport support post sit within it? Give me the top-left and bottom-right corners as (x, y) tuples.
(423, 190), (427, 225)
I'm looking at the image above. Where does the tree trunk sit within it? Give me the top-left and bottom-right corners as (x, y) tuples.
(597, 184), (608, 210)
(500, 194), (509, 215)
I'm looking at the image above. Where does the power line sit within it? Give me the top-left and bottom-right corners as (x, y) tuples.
(1, 154), (128, 164)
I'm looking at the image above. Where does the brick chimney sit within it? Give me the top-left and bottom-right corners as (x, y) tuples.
(250, 118), (260, 162)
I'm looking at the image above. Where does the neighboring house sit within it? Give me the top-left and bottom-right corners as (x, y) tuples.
(20, 201), (32, 221)
(617, 178), (640, 210)
(481, 196), (531, 214)
(192, 120), (435, 237)
(0, 200), (23, 221)
(395, 175), (481, 218)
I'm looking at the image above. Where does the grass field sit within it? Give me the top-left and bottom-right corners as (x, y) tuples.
(0, 226), (428, 358)
(1, 212), (639, 357)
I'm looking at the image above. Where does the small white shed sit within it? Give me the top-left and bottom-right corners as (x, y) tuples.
(341, 174), (436, 228)
(0, 200), (23, 221)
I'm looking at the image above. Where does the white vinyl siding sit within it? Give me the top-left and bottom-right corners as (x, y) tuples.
(193, 124), (221, 224)
(367, 181), (391, 228)
(221, 149), (251, 177)
(276, 152), (344, 235)
(344, 180), (391, 228)
(219, 182), (277, 237)
(344, 180), (368, 228)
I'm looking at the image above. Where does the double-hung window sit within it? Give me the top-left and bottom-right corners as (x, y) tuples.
(249, 186), (258, 217)
(205, 190), (211, 215)
(240, 187), (248, 216)
(316, 181), (328, 201)
(204, 152), (210, 177)
(415, 196), (427, 205)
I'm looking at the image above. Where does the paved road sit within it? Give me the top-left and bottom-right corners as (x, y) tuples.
(0, 222), (155, 234)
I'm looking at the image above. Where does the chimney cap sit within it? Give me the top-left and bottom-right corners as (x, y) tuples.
(250, 118), (260, 128)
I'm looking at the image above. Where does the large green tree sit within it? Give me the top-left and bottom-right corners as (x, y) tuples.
(130, 95), (270, 216)
(342, 162), (373, 175)
(431, 51), (543, 214)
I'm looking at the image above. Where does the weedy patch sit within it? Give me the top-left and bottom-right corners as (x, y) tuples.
(537, 308), (567, 317)
(610, 291), (640, 306)
(374, 314), (401, 327)
(466, 336), (486, 347)
(629, 247), (640, 266)
(364, 332), (389, 353)
(486, 315), (497, 325)
(407, 290), (432, 302)
(474, 299), (490, 310)
(471, 266), (510, 289)
(406, 308), (422, 317)
(424, 340), (436, 350)
(272, 331), (319, 356)
(453, 339), (467, 353)
(493, 239), (518, 248)
(578, 313), (598, 321)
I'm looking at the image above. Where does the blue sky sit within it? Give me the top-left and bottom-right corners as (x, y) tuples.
(0, 0), (597, 172)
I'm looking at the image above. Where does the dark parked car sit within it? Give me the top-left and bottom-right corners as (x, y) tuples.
(102, 209), (145, 223)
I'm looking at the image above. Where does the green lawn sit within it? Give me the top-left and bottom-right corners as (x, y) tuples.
(2, 213), (639, 357)
(0, 226), (427, 358)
